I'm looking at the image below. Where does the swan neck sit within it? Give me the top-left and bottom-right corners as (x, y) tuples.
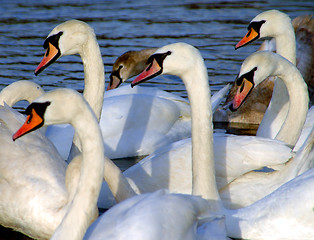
(182, 67), (221, 207)
(274, 29), (296, 65)
(0, 81), (44, 107)
(81, 34), (105, 120)
(103, 159), (136, 202)
(274, 61), (309, 146)
(256, 22), (297, 139)
(69, 32), (105, 158)
(52, 101), (104, 240)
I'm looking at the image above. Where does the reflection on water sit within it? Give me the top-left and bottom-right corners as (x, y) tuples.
(0, 0), (313, 238)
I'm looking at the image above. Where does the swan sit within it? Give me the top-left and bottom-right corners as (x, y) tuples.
(0, 84), (134, 237)
(0, 99), (68, 239)
(232, 10), (313, 144)
(215, 10), (313, 129)
(229, 50), (309, 147)
(220, 50), (311, 208)
(12, 84), (226, 240)
(12, 88), (105, 240)
(35, 20), (227, 160)
(84, 42), (226, 240)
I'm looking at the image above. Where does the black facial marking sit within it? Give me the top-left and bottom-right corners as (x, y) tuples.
(133, 51), (171, 85)
(247, 20), (266, 37)
(43, 31), (63, 49)
(25, 101), (51, 127)
(109, 65), (123, 88)
(35, 32), (63, 76)
(15, 102), (51, 139)
(236, 67), (257, 86)
(236, 20), (266, 50)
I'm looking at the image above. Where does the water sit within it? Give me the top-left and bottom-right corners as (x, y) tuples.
(0, 0), (313, 239)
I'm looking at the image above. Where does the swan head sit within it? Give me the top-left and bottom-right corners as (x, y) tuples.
(13, 88), (86, 140)
(108, 48), (158, 90)
(131, 42), (206, 86)
(35, 20), (95, 75)
(235, 10), (292, 49)
(230, 51), (280, 111)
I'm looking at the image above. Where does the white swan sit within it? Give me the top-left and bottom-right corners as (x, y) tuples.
(219, 51), (312, 209)
(35, 20), (227, 160)
(12, 88), (105, 240)
(84, 42), (226, 240)
(0, 84), (134, 237)
(229, 50), (309, 147)
(235, 10), (312, 144)
(0, 99), (68, 239)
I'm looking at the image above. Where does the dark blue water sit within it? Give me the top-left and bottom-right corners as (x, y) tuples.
(0, 0), (313, 238)
(0, 0), (313, 100)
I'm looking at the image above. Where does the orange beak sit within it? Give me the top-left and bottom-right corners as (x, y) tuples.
(235, 27), (259, 49)
(35, 42), (60, 76)
(230, 79), (254, 111)
(131, 58), (162, 87)
(12, 109), (44, 141)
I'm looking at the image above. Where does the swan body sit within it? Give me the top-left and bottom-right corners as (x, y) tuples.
(0, 99), (68, 239)
(225, 165), (314, 239)
(220, 126), (314, 209)
(36, 20), (227, 160)
(215, 10), (313, 135)
(85, 190), (227, 240)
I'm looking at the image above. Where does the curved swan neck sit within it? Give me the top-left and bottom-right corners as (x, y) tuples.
(274, 60), (309, 146)
(81, 33), (105, 120)
(103, 159), (136, 202)
(51, 98), (104, 240)
(274, 26), (296, 65)
(69, 30), (105, 158)
(181, 60), (221, 208)
(0, 81), (44, 106)
(257, 17), (297, 139)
